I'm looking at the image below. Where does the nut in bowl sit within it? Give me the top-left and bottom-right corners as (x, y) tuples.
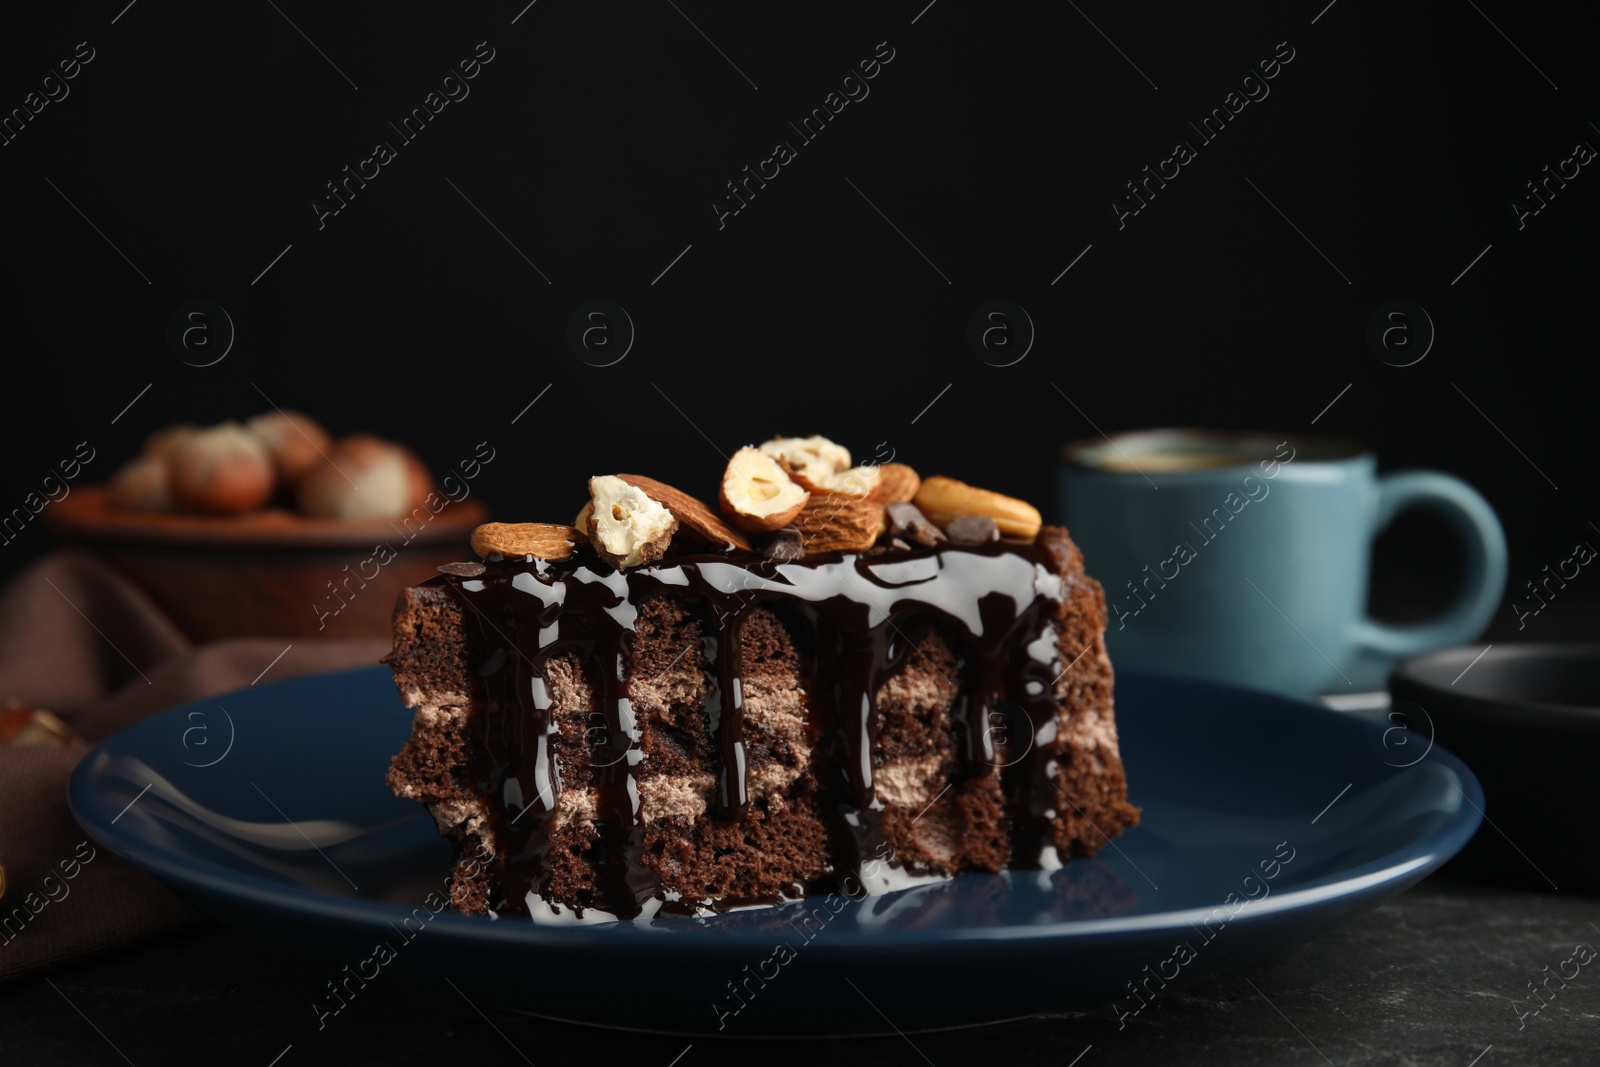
(48, 414), (495, 642)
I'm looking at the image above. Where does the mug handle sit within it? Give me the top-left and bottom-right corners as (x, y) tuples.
(1352, 470), (1507, 660)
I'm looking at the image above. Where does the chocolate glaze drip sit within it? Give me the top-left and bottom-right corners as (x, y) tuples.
(704, 605), (748, 820)
(441, 539), (1072, 920)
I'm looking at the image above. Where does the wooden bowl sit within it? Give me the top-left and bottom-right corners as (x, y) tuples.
(45, 487), (488, 642)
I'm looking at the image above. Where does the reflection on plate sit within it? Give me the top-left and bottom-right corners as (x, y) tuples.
(71, 667), (1481, 1035)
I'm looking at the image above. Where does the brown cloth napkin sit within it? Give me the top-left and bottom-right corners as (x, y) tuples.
(0, 550), (386, 983)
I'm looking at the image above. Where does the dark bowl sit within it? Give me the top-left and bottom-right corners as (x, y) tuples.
(1389, 643), (1600, 893)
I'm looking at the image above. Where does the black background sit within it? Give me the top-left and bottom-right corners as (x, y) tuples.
(3, 0), (1596, 640)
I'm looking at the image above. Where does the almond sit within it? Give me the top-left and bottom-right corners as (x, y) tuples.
(914, 475), (1042, 539)
(470, 522), (582, 561)
(719, 447), (808, 532)
(793, 492), (885, 554)
(869, 463), (921, 504)
(617, 474), (751, 552)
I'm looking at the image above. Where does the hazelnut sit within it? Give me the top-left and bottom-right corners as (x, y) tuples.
(143, 423), (199, 458)
(107, 454), (176, 511)
(759, 434), (879, 496)
(246, 410), (333, 489)
(169, 423), (277, 514)
(586, 475), (678, 568)
(719, 447), (808, 532)
(298, 435), (432, 519)
(759, 435), (851, 480)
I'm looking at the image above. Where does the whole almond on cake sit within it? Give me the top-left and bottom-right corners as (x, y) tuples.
(470, 522), (583, 561)
(914, 475), (1042, 539)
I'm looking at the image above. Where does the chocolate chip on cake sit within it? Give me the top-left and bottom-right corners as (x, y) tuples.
(762, 526), (804, 561)
(944, 514), (1000, 545)
(885, 502), (946, 547)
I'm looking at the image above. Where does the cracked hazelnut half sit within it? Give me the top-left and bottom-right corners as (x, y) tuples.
(759, 435), (849, 478)
(587, 475), (678, 569)
(719, 447), (809, 532)
(760, 434), (880, 496)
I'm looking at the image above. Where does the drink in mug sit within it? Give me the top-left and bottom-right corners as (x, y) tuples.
(1057, 429), (1507, 697)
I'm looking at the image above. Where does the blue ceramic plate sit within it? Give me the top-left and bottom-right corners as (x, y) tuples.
(70, 666), (1481, 1036)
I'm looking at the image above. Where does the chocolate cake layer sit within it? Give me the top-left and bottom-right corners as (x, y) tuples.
(385, 525), (1138, 920)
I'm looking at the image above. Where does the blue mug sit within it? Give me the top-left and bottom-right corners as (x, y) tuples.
(1057, 429), (1507, 697)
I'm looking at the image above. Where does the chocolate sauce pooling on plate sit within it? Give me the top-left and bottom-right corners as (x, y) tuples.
(438, 539), (1069, 920)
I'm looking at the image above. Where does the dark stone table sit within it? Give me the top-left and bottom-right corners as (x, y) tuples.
(4, 870), (1596, 1066)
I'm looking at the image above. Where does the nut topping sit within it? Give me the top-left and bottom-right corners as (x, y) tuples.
(944, 514), (1000, 545)
(885, 501), (946, 547)
(870, 463), (921, 504)
(587, 476), (680, 568)
(793, 492), (885, 554)
(470, 522), (582, 561)
(760, 435), (880, 496)
(913, 475), (1042, 540)
(719, 447), (808, 532)
(616, 474), (751, 553)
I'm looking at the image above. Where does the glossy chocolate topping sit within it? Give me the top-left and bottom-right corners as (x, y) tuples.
(437, 538), (1070, 919)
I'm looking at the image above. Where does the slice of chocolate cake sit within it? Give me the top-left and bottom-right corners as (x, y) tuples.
(385, 439), (1138, 920)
